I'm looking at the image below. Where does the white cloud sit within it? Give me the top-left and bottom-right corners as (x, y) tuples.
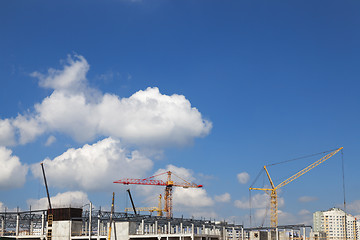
(0, 147), (28, 189)
(155, 165), (214, 208)
(237, 172), (250, 184)
(31, 55), (89, 92)
(12, 114), (45, 145)
(31, 137), (153, 191)
(173, 188), (214, 208)
(214, 193), (231, 202)
(27, 191), (89, 210)
(298, 196), (318, 203)
(0, 119), (15, 146)
(6, 55), (212, 146)
(45, 135), (56, 146)
(96, 88), (212, 146)
(347, 200), (360, 214)
(234, 193), (284, 209)
(280, 209), (312, 225)
(155, 164), (196, 182)
(298, 209), (310, 215)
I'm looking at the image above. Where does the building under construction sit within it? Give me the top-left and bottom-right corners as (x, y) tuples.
(0, 207), (314, 240)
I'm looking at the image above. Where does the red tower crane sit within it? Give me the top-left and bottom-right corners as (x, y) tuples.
(114, 171), (203, 218)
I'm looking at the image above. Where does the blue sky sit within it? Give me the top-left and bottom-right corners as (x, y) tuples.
(1, 0), (360, 227)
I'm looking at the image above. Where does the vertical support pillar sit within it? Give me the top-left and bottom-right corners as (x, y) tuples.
(155, 221), (158, 234)
(291, 229), (294, 240)
(141, 219), (145, 235)
(191, 224), (194, 240)
(232, 227), (235, 240)
(89, 202), (92, 239)
(168, 222), (171, 234)
(242, 227), (244, 240)
(85, 219), (88, 235)
(41, 213), (45, 237)
(1, 216), (4, 236)
(16, 214), (19, 236)
(69, 217), (72, 238)
(97, 213), (100, 240)
(276, 227), (279, 240)
(302, 227), (306, 240)
(30, 219), (34, 235)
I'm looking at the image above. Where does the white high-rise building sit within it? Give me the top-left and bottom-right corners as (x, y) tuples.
(313, 207), (358, 239)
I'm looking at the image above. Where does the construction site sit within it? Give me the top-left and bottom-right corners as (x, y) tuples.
(0, 206), (313, 240)
(0, 147), (349, 240)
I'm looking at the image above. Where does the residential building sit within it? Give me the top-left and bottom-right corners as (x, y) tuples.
(313, 207), (358, 239)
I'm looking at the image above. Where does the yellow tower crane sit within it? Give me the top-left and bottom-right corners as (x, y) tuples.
(249, 147), (343, 228)
(125, 194), (165, 216)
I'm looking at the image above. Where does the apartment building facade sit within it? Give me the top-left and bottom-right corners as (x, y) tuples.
(313, 207), (358, 239)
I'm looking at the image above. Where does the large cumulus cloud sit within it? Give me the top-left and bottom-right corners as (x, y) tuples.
(2, 55), (212, 146)
(31, 137), (153, 191)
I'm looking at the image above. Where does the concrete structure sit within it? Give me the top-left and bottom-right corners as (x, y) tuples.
(313, 207), (358, 239)
(0, 208), (244, 240)
(1, 207), (313, 240)
(309, 231), (327, 240)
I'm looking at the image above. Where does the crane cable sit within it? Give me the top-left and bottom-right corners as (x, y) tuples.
(266, 148), (339, 167)
(342, 149), (347, 240)
(249, 189), (252, 227)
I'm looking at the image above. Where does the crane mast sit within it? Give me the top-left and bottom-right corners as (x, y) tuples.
(249, 147), (343, 228)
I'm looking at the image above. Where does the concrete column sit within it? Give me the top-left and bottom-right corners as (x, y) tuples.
(291, 229), (294, 240)
(180, 223), (183, 234)
(41, 213), (45, 237)
(168, 222), (171, 234)
(69, 218), (72, 237)
(1, 217), (4, 236)
(191, 224), (194, 240)
(276, 228), (279, 240)
(89, 202), (92, 239)
(302, 227), (306, 240)
(30, 219), (33, 235)
(16, 214), (19, 236)
(97, 213), (100, 240)
(164, 224), (167, 234)
(155, 221), (158, 234)
(242, 227), (244, 240)
(85, 218), (88, 235)
(141, 219), (145, 234)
